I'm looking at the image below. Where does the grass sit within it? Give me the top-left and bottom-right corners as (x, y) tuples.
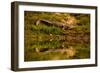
(31, 23), (65, 35)
(24, 11), (90, 61)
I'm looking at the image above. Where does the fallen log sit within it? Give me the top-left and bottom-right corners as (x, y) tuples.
(35, 19), (74, 30)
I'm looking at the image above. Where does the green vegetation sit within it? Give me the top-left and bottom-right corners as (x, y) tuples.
(24, 11), (90, 61)
(31, 24), (65, 35)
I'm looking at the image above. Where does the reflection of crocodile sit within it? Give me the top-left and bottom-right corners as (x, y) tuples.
(36, 19), (75, 30)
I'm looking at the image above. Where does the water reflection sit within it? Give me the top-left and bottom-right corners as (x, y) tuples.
(25, 37), (90, 61)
